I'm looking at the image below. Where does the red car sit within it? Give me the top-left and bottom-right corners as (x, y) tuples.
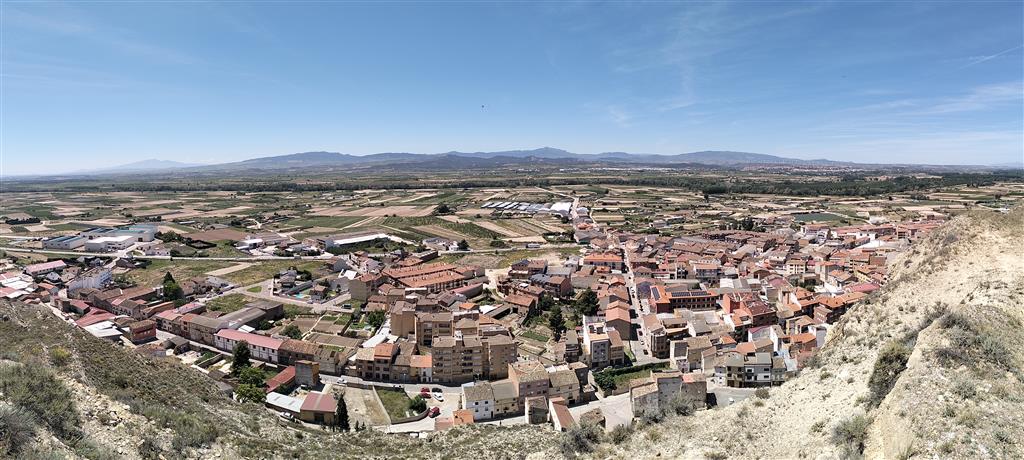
(428, 407), (441, 418)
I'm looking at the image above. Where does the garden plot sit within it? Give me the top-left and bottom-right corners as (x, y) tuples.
(467, 220), (523, 238)
(202, 206), (253, 217)
(122, 199), (182, 208)
(309, 205), (436, 217)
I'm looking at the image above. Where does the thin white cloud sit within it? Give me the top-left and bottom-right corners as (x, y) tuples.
(959, 44), (1024, 69)
(3, 6), (200, 66)
(918, 81), (1023, 114)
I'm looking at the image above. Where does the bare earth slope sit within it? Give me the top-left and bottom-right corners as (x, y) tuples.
(547, 207), (1023, 460)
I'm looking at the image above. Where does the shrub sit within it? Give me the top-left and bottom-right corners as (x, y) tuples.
(408, 395), (427, 414)
(74, 438), (119, 460)
(558, 422), (602, 458)
(168, 412), (220, 450)
(48, 347), (71, 367)
(0, 363), (80, 442)
(831, 414), (871, 455)
(810, 420), (826, 434)
(609, 423), (633, 444)
(281, 324), (302, 340)
(936, 313), (1017, 374)
(754, 388), (770, 399)
(951, 379), (976, 400)
(0, 405), (36, 456)
(867, 341), (911, 407)
(234, 384), (266, 404)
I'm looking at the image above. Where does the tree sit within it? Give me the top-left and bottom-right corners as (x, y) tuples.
(457, 239), (469, 251)
(232, 341), (251, 375)
(234, 384), (265, 404)
(162, 272), (176, 284)
(435, 203), (452, 215)
(538, 293), (555, 312)
(335, 395), (350, 432)
(575, 288), (599, 317)
(548, 306), (565, 340)
(282, 324), (302, 340)
(408, 395), (427, 414)
(238, 366), (266, 387)
(366, 310), (387, 330)
(162, 280), (184, 301)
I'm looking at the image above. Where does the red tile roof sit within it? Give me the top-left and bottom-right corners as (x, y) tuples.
(300, 391), (337, 413)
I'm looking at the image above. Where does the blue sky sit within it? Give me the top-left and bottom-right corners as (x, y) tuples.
(2, 1), (1022, 174)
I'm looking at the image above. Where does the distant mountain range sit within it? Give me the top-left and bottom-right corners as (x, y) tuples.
(73, 159), (204, 174)
(190, 147), (855, 172)
(11, 148), (1020, 178)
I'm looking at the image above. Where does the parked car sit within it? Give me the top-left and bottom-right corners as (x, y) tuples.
(428, 407), (441, 418)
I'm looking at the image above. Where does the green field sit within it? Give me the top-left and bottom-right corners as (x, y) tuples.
(128, 259), (234, 286)
(205, 294), (258, 313)
(375, 387), (415, 421)
(794, 212), (846, 222)
(519, 330), (550, 343)
(221, 260), (325, 286)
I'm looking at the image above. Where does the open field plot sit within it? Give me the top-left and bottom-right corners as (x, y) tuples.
(375, 387), (416, 422)
(126, 259), (234, 286)
(205, 293), (260, 313)
(486, 217), (569, 237)
(377, 216), (501, 246)
(344, 387), (391, 427)
(793, 212), (847, 222)
(284, 216), (369, 229)
(221, 260), (327, 286)
(440, 247), (581, 267)
(308, 205), (436, 217)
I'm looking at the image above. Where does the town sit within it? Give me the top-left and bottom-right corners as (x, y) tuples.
(0, 179), (1018, 436)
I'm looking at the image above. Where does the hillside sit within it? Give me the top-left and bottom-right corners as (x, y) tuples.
(552, 207), (1023, 459)
(0, 304), (556, 459)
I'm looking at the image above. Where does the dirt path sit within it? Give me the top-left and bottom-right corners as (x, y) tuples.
(205, 262), (254, 276)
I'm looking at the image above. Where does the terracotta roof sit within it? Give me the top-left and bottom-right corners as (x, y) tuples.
(300, 391), (337, 413)
(265, 366), (296, 393)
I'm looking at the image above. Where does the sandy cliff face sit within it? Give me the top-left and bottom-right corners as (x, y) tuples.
(554, 208), (1023, 460)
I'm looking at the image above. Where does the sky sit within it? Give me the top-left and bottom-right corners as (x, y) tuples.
(2, 1), (1022, 175)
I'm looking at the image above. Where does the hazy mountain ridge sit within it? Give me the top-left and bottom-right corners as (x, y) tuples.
(8, 148), (1016, 179)
(73, 159), (204, 174)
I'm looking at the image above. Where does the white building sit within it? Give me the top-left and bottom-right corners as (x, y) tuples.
(85, 235), (135, 252)
(43, 235), (87, 250)
(461, 381), (495, 421)
(68, 268), (112, 292)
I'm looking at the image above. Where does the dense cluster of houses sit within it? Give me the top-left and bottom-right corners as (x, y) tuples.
(2, 204), (946, 431)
